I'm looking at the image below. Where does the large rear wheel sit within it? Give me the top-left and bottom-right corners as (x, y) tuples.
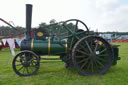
(72, 36), (113, 75)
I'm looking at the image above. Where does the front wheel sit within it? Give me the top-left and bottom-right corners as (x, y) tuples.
(72, 36), (113, 75)
(12, 50), (40, 76)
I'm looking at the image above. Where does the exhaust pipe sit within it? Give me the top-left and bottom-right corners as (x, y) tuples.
(26, 4), (32, 40)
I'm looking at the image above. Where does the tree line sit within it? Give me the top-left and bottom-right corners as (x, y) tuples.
(0, 19), (127, 37)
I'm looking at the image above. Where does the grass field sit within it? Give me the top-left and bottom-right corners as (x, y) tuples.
(0, 43), (128, 85)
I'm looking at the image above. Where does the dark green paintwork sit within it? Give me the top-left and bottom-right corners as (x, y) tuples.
(112, 45), (120, 65)
(20, 38), (120, 66)
(31, 39), (120, 66)
(32, 39), (66, 55)
(32, 40), (48, 55)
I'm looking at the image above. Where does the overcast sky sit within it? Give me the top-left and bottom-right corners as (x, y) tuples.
(0, 0), (128, 32)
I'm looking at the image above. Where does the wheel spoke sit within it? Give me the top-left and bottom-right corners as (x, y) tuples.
(77, 57), (89, 64)
(61, 34), (73, 39)
(99, 48), (107, 54)
(79, 44), (89, 53)
(29, 64), (34, 72)
(90, 40), (93, 48)
(70, 37), (74, 49)
(16, 60), (21, 62)
(97, 54), (108, 57)
(80, 60), (89, 69)
(97, 42), (103, 50)
(26, 67), (29, 74)
(75, 21), (78, 31)
(90, 60), (94, 72)
(94, 42), (98, 52)
(18, 66), (24, 71)
(76, 56), (87, 58)
(15, 64), (22, 66)
(97, 57), (107, 62)
(87, 60), (91, 71)
(23, 67), (25, 74)
(75, 35), (80, 40)
(63, 24), (73, 34)
(85, 41), (93, 53)
(96, 59), (104, 67)
(31, 61), (37, 67)
(94, 59), (98, 69)
(28, 57), (34, 63)
(76, 49), (89, 56)
(76, 31), (85, 35)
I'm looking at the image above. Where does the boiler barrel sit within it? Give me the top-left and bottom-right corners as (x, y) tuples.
(21, 39), (67, 55)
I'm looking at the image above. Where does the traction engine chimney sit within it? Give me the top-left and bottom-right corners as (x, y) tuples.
(26, 4), (32, 40)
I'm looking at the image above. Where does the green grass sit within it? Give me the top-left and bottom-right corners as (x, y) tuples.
(0, 43), (128, 85)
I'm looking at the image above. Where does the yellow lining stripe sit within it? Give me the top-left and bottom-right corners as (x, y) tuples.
(48, 39), (50, 55)
(65, 40), (68, 53)
(31, 38), (34, 50)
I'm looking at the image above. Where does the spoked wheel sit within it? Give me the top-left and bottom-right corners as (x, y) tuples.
(12, 50), (40, 76)
(49, 19), (89, 39)
(72, 36), (113, 75)
(63, 19), (90, 49)
(63, 19), (89, 34)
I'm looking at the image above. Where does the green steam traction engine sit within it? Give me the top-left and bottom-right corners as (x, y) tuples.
(12, 4), (120, 76)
